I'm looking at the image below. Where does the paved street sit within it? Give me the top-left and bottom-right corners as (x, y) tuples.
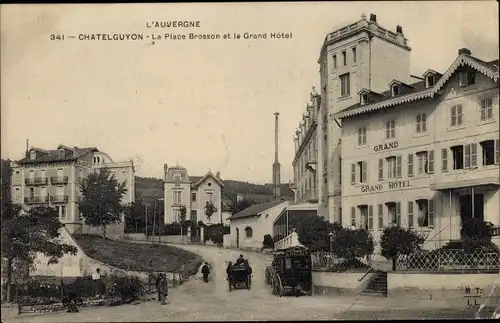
(7, 244), (476, 322)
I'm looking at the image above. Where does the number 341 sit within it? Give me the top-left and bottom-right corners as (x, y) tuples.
(50, 34), (65, 40)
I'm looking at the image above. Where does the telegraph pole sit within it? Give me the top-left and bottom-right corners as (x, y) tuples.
(152, 201), (156, 244)
(145, 204), (148, 242)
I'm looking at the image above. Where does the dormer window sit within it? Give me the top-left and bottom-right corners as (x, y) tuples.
(360, 93), (368, 105)
(391, 85), (400, 97)
(30, 150), (36, 160)
(426, 75), (435, 88)
(459, 71), (475, 87)
(58, 148), (65, 158)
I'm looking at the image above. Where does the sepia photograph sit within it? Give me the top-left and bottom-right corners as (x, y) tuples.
(1, 1), (499, 321)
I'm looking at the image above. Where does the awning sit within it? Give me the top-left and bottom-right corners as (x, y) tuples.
(429, 177), (500, 191)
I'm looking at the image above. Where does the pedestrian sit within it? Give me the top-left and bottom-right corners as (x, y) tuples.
(201, 262), (210, 283)
(92, 268), (102, 297)
(156, 273), (168, 305)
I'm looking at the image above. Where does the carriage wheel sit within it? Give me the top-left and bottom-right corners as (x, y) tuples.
(271, 276), (277, 295)
(247, 275), (251, 290)
(275, 274), (284, 297)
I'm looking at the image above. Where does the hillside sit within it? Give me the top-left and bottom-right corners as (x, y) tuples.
(135, 176), (294, 204)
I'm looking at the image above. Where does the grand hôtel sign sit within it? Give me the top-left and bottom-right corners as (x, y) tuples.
(360, 140), (411, 193)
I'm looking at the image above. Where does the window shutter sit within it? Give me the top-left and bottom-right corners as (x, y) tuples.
(480, 99), (486, 120)
(396, 156), (402, 178)
(422, 114), (427, 132)
(495, 139), (500, 165)
(470, 143), (477, 167)
(396, 202), (401, 226)
(351, 164), (356, 185)
(351, 207), (356, 227)
(457, 105), (463, 125)
(377, 204), (384, 229)
(368, 205), (373, 230)
(451, 106), (456, 126)
(464, 144), (471, 168)
(441, 148), (448, 172)
(408, 154), (414, 177)
(408, 201), (414, 229)
(428, 150), (434, 173)
(362, 161), (367, 183)
(378, 158), (384, 181)
(428, 199), (435, 227)
(416, 115), (421, 132)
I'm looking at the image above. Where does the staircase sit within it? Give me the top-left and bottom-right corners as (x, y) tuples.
(360, 270), (388, 297)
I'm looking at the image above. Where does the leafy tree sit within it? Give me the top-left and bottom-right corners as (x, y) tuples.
(179, 205), (187, 223)
(1, 159), (12, 213)
(460, 218), (496, 251)
(209, 225), (224, 246)
(79, 167), (127, 239)
(1, 203), (78, 302)
(204, 201), (217, 223)
(231, 198), (258, 215)
(332, 227), (375, 261)
(124, 200), (146, 233)
(296, 216), (343, 251)
(380, 226), (425, 271)
(262, 234), (274, 249)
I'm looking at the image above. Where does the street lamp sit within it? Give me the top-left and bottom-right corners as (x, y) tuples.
(328, 231), (334, 252)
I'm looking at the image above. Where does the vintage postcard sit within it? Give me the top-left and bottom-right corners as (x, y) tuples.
(1, 1), (499, 321)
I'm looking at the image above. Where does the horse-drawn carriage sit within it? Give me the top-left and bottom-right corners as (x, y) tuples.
(265, 246), (313, 297)
(227, 260), (252, 291)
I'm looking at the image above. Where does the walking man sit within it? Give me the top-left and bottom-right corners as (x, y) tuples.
(156, 273), (168, 305)
(201, 262), (210, 283)
(92, 268), (102, 297)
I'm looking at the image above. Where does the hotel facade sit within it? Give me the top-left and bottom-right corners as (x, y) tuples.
(334, 49), (499, 251)
(10, 144), (136, 236)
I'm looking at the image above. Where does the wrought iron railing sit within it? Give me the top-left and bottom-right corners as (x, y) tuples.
(396, 249), (500, 273)
(24, 196), (49, 204)
(311, 251), (371, 272)
(50, 195), (69, 203)
(50, 176), (69, 185)
(25, 177), (48, 185)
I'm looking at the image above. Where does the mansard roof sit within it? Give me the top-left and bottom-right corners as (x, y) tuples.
(17, 145), (97, 164)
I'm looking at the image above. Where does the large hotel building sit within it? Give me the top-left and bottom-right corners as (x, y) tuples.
(10, 144), (135, 237)
(290, 13), (499, 249)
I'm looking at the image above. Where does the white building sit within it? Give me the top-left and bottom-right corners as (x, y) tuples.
(228, 199), (289, 251)
(163, 164), (224, 225)
(10, 144), (135, 237)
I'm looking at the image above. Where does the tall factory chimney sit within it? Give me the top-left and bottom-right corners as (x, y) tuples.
(272, 112), (281, 200)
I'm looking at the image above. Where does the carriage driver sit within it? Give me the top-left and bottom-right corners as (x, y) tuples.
(235, 254), (245, 266)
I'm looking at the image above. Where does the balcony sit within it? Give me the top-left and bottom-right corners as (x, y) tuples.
(51, 176), (69, 185)
(50, 195), (69, 203)
(24, 196), (49, 204)
(25, 177), (48, 186)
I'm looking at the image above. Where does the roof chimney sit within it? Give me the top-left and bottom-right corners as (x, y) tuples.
(458, 48), (471, 56)
(369, 14), (377, 23)
(216, 171), (220, 178)
(396, 25), (403, 34)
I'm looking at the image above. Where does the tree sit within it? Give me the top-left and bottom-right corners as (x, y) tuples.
(209, 225), (224, 246)
(1, 203), (77, 302)
(231, 198), (258, 215)
(296, 216), (343, 251)
(204, 201), (217, 223)
(178, 205), (187, 241)
(332, 227), (375, 261)
(380, 226), (425, 271)
(79, 167), (127, 239)
(124, 200), (146, 233)
(1, 159), (12, 214)
(460, 218), (496, 251)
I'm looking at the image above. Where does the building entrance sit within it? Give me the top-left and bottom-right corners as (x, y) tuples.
(459, 193), (484, 222)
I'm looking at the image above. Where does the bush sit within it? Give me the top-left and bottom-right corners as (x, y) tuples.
(332, 228), (374, 260)
(262, 234), (274, 249)
(380, 226), (425, 271)
(106, 275), (143, 302)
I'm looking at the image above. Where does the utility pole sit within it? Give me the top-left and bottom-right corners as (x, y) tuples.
(156, 200), (161, 244)
(145, 204), (148, 242)
(152, 201), (156, 244)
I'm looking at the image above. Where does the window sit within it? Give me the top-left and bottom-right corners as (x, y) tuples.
(385, 120), (396, 139)
(332, 54), (337, 69)
(173, 173), (181, 181)
(387, 157), (396, 179)
(360, 93), (368, 105)
(352, 47), (357, 63)
(378, 158), (384, 181)
(441, 148), (448, 172)
(30, 151), (36, 160)
(408, 153), (414, 177)
(350, 207), (356, 227)
(480, 140), (495, 166)
(244, 227), (253, 238)
(416, 151), (428, 175)
(173, 191), (182, 204)
(464, 143), (477, 169)
(191, 192), (197, 202)
(450, 145), (464, 170)
(416, 199), (434, 227)
(386, 202), (400, 226)
(426, 75), (435, 88)
(60, 206), (66, 220)
(408, 201), (414, 229)
(350, 164), (356, 185)
(459, 71), (475, 87)
(451, 105), (463, 126)
(391, 85), (400, 97)
(58, 148), (65, 158)
(173, 209), (179, 222)
(496, 139), (500, 164)
(416, 113), (427, 133)
(342, 51), (347, 66)
(377, 204), (384, 229)
(357, 161), (367, 183)
(367, 205), (373, 230)
(480, 98), (493, 121)
(358, 205), (368, 230)
(207, 192), (214, 204)
(191, 210), (197, 223)
(357, 127), (367, 146)
(340, 73), (350, 97)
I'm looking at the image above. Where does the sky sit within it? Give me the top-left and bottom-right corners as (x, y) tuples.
(1, 2), (498, 184)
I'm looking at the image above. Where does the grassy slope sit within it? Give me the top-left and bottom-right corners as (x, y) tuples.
(135, 176), (294, 203)
(73, 234), (201, 272)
